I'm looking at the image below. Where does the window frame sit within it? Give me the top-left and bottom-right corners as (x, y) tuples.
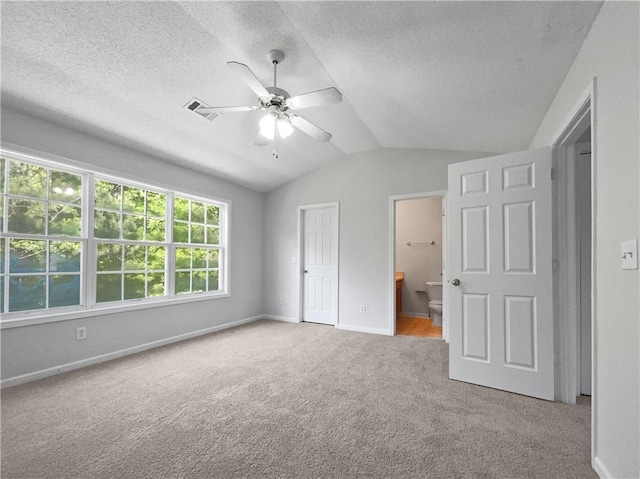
(0, 147), (230, 329)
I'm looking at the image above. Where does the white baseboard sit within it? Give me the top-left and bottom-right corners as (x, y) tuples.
(1, 315), (262, 389)
(336, 323), (393, 336)
(262, 315), (300, 323)
(593, 456), (615, 479)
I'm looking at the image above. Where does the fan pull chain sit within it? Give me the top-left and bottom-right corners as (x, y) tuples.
(273, 134), (279, 159)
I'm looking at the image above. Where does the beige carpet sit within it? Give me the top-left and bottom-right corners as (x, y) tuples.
(1, 319), (595, 478)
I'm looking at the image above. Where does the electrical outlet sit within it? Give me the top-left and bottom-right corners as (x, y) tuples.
(76, 327), (87, 341)
(359, 305), (366, 314)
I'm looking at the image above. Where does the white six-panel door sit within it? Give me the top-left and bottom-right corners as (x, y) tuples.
(303, 206), (338, 325)
(447, 148), (554, 400)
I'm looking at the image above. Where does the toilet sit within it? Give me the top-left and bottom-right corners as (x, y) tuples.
(425, 282), (443, 326)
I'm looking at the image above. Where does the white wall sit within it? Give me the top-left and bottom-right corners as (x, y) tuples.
(395, 197), (443, 316)
(263, 148), (486, 334)
(530, 3), (639, 477)
(0, 107), (264, 383)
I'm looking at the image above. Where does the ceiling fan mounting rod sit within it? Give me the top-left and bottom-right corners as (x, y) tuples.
(269, 49), (285, 89)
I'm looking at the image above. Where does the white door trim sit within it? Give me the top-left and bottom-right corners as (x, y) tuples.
(550, 78), (596, 463)
(297, 202), (340, 326)
(388, 191), (447, 337)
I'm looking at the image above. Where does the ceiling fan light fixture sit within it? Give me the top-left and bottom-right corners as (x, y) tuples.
(259, 113), (276, 140)
(277, 118), (293, 139)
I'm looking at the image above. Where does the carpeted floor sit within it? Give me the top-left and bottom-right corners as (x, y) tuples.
(1, 319), (595, 479)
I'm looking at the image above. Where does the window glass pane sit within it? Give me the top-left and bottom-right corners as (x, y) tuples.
(49, 275), (80, 308)
(94, 210), (120, 239)
(9, 275), (46, 312)
(50, 241), (81, 272)
(8, 161), (46, 198)
(10, 239), (46, 273)
(0, 157), (5, 195)
(122, 215), (144, 240)
(96, 274), (122, 303)
(206, 205), (219, 226)
(48, 204), (81, 236)
(146, 192), (165, 217)
(148, 246), (165, 271)
(95, 180), (121, 210)
(50, 171), (81, 204)
(206, 227), (219, 245)
(123, 186), (145, 214)
(8, 198), (46, 234)
(97, 243), (122, 272)
(124, 273), (145, 300)
(191, 202), (204, 223)
(173, 221), (188, 243)
(207, 270), (219, 291)
(124, 245), (145, 271)
(146, 218), (165, 242)
(174, 197), (189, 221)
(192, 248), (206, 269)
(208, 249), (219, 268)
(192, 271), (206, 293)
(175, 271), (190, 294)
(148, 273), (165, 297)
(191, 224), (204, 244)
(175, 248), (191, 269)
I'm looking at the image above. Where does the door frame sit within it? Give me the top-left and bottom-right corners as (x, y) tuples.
(388, 191), (447, 339)
(549, 79), (597, 462)
(297, 202), (340, 326)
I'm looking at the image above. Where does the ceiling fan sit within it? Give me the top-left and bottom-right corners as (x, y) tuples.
(185, 49), (342, 150)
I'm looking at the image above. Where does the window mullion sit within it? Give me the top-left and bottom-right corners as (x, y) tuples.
(166, 192), (175, 298)
(85, 172), (96, 308)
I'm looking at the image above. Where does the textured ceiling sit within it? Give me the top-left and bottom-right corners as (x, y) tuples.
(1, 1), (602, 192)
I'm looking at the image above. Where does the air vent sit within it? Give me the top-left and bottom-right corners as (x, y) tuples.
(184, 97), (218, 121)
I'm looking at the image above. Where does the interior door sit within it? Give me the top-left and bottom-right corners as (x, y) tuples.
(303, 206), (338, 325)
(447, 147), (554, 400)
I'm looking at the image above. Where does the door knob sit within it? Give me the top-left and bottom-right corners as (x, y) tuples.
(451, 278), (460, 286)
(304, 270), (308, 273)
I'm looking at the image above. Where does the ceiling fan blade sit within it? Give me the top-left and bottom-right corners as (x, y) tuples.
(227, 61), (269, 98)
(286, 87), (342, 110)
(196, 106), (258, 115)
(254, 132), (268, 146)
(288, 114), (332, 143)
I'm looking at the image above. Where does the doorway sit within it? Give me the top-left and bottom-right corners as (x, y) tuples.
(551, 94), (594, 404)
(298, 203), (339, 326)
(389, 192), (446, 339)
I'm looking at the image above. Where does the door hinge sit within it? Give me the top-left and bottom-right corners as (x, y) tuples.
(552, 259), (560, 272)
(551, 168), (554, 180)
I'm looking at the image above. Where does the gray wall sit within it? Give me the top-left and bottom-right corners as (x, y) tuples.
(529, 2), (639, 476)
(395, 197), (443, 316)
(1, 108), (264, 381)
(263, 148), (487, 334)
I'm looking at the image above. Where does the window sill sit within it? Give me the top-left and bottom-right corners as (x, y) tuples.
(0, 292), (231, 329)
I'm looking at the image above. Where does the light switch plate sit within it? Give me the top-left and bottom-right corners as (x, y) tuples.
(621, 239), (638, 270)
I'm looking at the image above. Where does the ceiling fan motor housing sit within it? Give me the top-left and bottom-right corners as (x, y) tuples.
(260, 86), (290, 112)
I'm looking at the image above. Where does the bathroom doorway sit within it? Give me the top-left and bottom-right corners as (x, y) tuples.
(391, 192), (446, 339)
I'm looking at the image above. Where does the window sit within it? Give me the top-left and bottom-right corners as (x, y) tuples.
(1, 158), (83, 313)
(0, 151), (228, 320)
(173, 196), (221, 294)
(94, 179), (168, 303)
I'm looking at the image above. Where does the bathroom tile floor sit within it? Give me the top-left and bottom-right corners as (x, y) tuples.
(396, 314), (442, 339)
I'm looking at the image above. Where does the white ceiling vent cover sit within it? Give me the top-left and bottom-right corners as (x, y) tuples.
(184, 98), (218, 121)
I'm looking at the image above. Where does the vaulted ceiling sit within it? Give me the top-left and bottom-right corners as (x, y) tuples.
(1, 1), (602, 192)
